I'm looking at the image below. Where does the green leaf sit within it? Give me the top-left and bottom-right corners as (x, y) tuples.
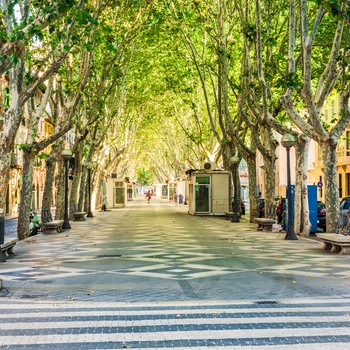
(18, 143), (29, 152)
(38, 153), (49, 160)
(10, 54), (18, 65)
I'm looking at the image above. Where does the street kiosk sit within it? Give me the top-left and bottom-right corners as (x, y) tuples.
(187, 170), (230, 215)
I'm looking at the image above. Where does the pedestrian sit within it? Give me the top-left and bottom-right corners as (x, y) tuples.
(146, 190), (151, 204)
(178, 193), (184, 205)
(174, 192), (178, 206)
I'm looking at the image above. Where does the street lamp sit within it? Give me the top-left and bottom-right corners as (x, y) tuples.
(84, 161), (93, 217)
(61, 149), (72, 229)
(281, 133), (298, 240)
(231, 155), (240, 222)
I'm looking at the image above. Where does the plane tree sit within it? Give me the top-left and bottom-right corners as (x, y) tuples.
(163, 1), (241, 201)
(279, 0), (350, 232)
(0, 0), (93, 214)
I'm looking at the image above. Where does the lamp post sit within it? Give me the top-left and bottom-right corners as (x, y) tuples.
(84, 161), (93, 217)
(231, 155), (240, 222)
(62, 149), (72, 229)
(281, 134), (298, 240)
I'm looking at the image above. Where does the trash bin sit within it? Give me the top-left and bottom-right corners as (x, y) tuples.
(0, 208), (4, 245)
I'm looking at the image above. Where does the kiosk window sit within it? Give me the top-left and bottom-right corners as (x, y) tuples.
(195, 176), (210, 185)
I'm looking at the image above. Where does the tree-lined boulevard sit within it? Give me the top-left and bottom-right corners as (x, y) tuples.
(3, 2), (350, 347)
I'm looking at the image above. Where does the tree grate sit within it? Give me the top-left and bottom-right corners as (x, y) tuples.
(21, 294), (49, 299)
(254, 300), (278, 304)
(34, 280), (55, 284)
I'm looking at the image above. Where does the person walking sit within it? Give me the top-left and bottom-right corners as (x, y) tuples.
(146, 191), (152, 204)
(173, 192), (178, 206)
(178, 193), (184, 205)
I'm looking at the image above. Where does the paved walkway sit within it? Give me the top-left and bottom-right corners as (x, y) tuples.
(1, 196), (350, 349)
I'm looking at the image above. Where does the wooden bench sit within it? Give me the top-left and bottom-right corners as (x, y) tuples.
(73, 212), (86, 221)
(41, 209), (64, 233)
(317, 233), (350, 255)
(1, 238), (19, 262)
(254, 204), (277, 231)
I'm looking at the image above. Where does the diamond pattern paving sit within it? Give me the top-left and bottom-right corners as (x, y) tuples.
(2, 198), (350, 348)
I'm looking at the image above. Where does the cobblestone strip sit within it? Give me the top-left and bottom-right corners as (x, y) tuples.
(1, 299), (350, 349)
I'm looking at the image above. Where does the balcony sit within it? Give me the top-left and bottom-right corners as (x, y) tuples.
(10, 153), (22, 168)
(336, 149), (350, 166)
(317, 149), (350, 167)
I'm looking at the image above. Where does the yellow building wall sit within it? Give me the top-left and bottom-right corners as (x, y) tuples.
(314, 92), (350, 202)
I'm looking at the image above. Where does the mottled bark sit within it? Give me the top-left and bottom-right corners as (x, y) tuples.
(55, 157), (65, 221)
(95, 173), (105, 209)
(69, 143), (84, 217)
(294, 135), (311, 237)
(259, 127), (278, 211)
(247, 156), (258, 221)
(320, 142), (339, 232)
(84, 176), (89, 213)
(230, 161), (241, 215)
(0, 153), (12, 211)
(0, 65), (23, 210)
(222, 143), (234, 197)
(41, 157), (56, 223)
(17, 152), (35, 240)
(263, 156), (276, 211)
(78, 168), (87, 212)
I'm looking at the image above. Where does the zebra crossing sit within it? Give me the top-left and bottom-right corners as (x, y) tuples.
(1, 298), (350, 349)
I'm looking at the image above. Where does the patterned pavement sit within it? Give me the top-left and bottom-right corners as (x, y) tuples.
(1, 298), (350, 349)
(1, 196), (350, 348)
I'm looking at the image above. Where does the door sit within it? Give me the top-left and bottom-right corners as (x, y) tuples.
(194, 175), (211, 213)
(114, 181), (125, 206)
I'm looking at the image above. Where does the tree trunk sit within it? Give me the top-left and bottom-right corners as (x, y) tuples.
(55, 157), (65, 220)
(229, 161), (242, 215)
(78, 168), (87, 212)
(0, 65), (23, 209)
(294, 135), (311, 237)
(320, 141), (339, 232)
(69, 148), (83, 217)
(0, 152), (12, 211)
(263, 156), (276, 211)
(247, 156), (258, 221)
(17, 151), (34, 240)
(41, 157), (56, 223)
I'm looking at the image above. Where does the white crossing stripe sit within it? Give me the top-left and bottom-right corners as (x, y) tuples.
(0, 298), (350, 349)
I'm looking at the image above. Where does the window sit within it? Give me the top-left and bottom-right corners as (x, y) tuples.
(195, 176), (210, 185)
